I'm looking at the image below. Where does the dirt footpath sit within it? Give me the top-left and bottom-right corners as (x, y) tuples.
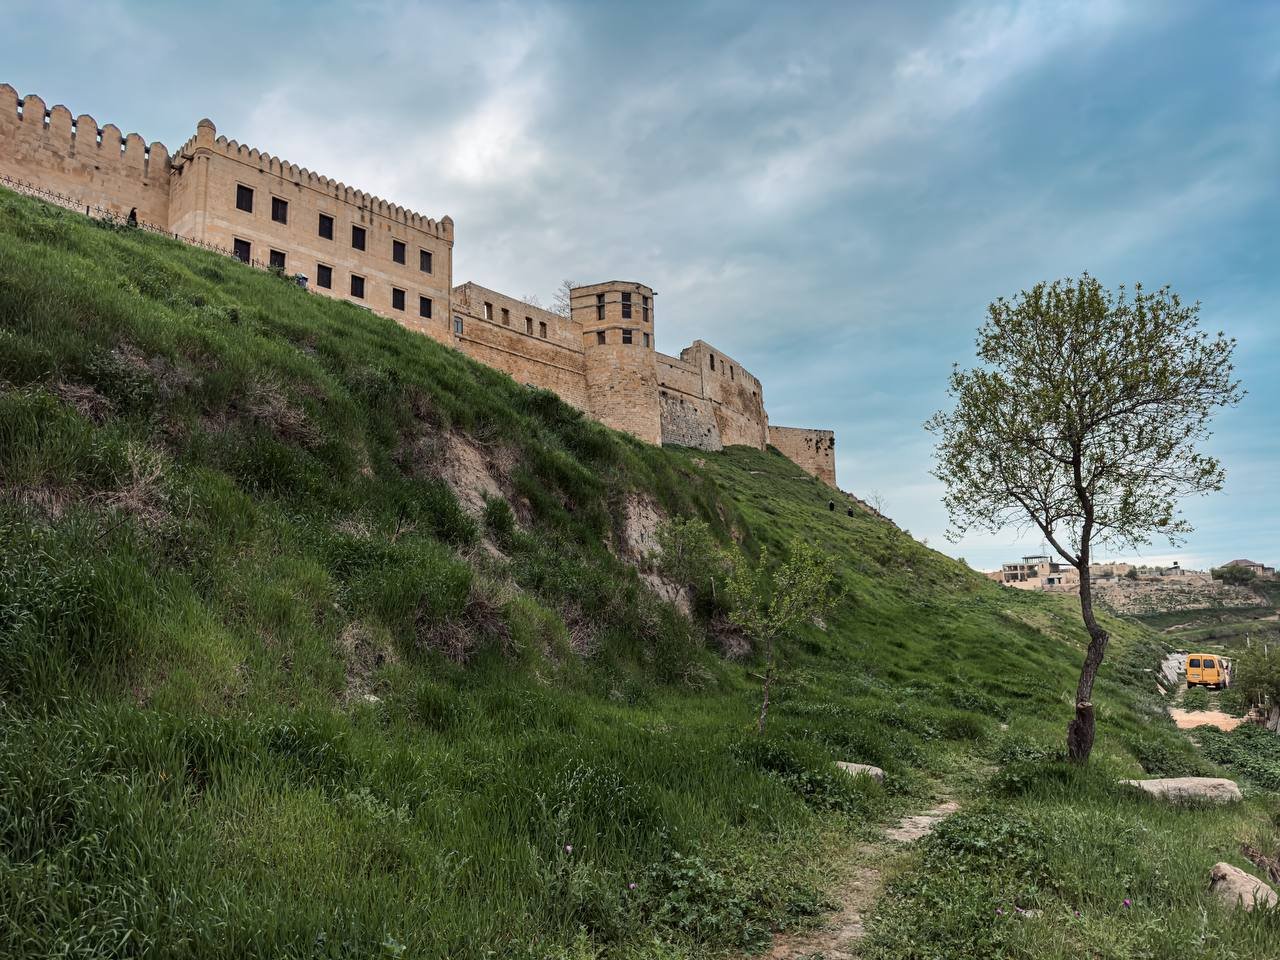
(1168, 707), (1243, 731)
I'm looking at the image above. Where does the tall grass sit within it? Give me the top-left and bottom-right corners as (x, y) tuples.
(0, 188), (1274, 958)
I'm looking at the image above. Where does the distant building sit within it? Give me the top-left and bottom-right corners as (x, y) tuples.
(985, 555), (1080, 591)
(1220, 559), (1277, 579)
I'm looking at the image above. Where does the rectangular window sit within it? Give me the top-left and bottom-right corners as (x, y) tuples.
(453, 315), (464, 335)
(318, 213), (334, 240)
(316, 263), (333, 289)
(526, 317), (534, 335)
(622, 328), (633, 344)
(235, 184), (253, 213)
(596, 331), (606, 345)
(419, 296), (432, 318)
(730, 366), (735, 381)
(350, 274), (365, 298)
(643, 332), (650, 348)
(271, 196), (288, 225)
(269, 249), (286, 270)
(621, 292), (632, 319)
(709, 354), (715, 370)
(392, 239), (406, 264)
(501, 307), (510, 325)
(484, 301), (493, 321)
(233, 237), (251, 263)
(419, 249), (432, 273)
(392, 287), (405, 311)
(351, 225), (366, 251)
(539, 321), (548, 338)
(596, 292), (604, 322)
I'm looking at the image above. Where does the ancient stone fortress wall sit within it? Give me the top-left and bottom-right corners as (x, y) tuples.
(573, 281), (663, 445)
(450, 282), (588, 411)
(167, 120), (454, 327)
(0, 85), (172, 225)
(768, 426), (837, 486)
(0, 84), (839, 486)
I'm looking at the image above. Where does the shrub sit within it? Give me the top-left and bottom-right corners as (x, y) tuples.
(1182, 687), (1210, 711)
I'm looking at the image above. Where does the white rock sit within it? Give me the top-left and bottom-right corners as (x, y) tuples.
(1209, 862), (1278, 911)
(361, 693), (382, 705)
(836, 761), (885, 783)
(1119, 776), (1241, 804)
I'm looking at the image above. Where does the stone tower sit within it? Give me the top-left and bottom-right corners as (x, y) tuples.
(573, 280), (661, 445)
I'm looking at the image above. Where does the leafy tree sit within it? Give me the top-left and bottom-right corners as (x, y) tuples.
(1233, 645), (1280, 707)
(725, 539), (838, 734)
(653, 517), (732, 611)
(1212, 564), (1257, 587)
(1123, 567), (1139, 581)
(927, 275), (1241, 762)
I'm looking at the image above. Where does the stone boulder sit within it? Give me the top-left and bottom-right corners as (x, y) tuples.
(1209, 862), (1278, 911)
(1119, 776), (1241, 804)
(836, 761), (885, 783)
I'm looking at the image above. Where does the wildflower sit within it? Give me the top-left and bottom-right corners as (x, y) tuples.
(1122, 898), (1132, 909)
(564, 844), (573, 854)
(628, 883), (637, 890)
(1073, 910), (1080, 918)
(995, 908), (1005, 916)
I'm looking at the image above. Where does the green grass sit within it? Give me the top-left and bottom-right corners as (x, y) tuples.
(0, 188), (1276, 959)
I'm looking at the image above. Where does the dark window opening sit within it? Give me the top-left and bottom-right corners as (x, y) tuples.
(730, 366), (735, 380)
(392, 287), (405, 311)
(269, 249), (286, 270)
(643, 332), (650, 348)
(621, 292), (632, 319)
(539, 321), (548, 338)
(233, 237), (251, 263)
(483, 302), (493, 321)
(235, 184), (254, 213)
(526, 317), (534, 335)
(501, 307), (510, 326)
(709, 354), (715, 370)
(419, 296), (432, 318)
(454, 316), (464, 335)
(350, 274), (365, 298)
(351, 225), (366, 251)
(271, 196), (288, 224)
(596, 292), (604, 322)
(392, 239), (406, 264)
(622, 328), (633, 344)
(318, 213), (334, 240)
(1204, 659), (1216, 669)
(420, 249), (432, 273)
(596, 331), (606, 345)
(1188, 658), (1201, 668)
(316, 264), (333, 289)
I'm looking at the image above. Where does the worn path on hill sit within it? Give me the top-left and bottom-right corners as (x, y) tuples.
(762, 797), (959, 960)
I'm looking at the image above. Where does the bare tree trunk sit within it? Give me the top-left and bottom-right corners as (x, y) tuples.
(1067, 564), (1109, 762)
(756, 643), (775, 735)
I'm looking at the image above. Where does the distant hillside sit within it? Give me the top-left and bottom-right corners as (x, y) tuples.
(1, 188), (1274, 960)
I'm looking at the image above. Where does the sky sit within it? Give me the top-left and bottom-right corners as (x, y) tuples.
(4, 0), (1277, 571)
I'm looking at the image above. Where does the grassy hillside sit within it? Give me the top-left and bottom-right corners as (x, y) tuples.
(1, 189), (1276, 959)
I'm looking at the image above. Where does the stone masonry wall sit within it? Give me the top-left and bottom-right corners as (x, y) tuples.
(678, 341), (769, 449)
(574, 281), (662, 445)
(769, 426), (837, 485)
(168, 121), (454, 324)
(450, 283), (589, 410)
(0, 85), (171, 225)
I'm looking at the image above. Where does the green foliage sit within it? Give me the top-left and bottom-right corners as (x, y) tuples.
(653, 516), (732, 615)
(1233, 645), (1280, 706)
(1197, 725), (1280, 791)
(1212, 564), (1258, 586)
(1182, 687), (1211, 711)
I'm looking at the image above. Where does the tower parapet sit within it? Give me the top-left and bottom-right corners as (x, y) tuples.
(573, 281), (661, 445)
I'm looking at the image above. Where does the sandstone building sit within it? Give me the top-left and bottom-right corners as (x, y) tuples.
(0, 85), (837, 484)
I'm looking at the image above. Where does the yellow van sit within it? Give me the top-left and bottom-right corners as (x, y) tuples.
(1186, 653), (1228, 689)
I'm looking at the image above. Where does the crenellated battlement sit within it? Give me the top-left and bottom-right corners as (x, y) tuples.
(0, 84), (172, 224)
(171, 119), (451, 240)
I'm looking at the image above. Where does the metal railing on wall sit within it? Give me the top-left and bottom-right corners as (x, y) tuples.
(0, 174), (308, 282)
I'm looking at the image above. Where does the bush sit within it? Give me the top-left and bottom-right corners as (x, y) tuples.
(1182, 687), (1210, 711)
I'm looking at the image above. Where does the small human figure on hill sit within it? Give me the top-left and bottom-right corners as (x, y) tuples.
(847, 506), (854, 517)
(828, 499), (835, 511)
(126, 207), (138, 227)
